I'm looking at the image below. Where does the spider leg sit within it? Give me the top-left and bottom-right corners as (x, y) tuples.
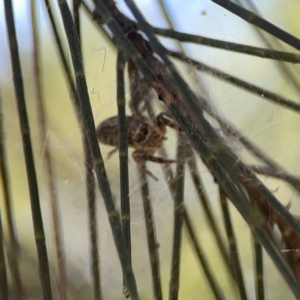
(107, 147), (118, 159)
(123, 287), (130, 299)
(132, 151), (158, 180)
(144, 155), (178, 164)
(133, 150), (177, 181)
(142, 165), (159, 181)
(133, 150), (177, 164)
(156, 112), (183, 133)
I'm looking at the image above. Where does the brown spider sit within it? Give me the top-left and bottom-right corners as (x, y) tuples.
(96, 112), (182, 180)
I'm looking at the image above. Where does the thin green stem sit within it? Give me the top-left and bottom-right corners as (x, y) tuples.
(169, 135), (186, 300)
(45, 1), (102, 298)
(4, 1), (53, 299)
(187, 154), (239, 287)
(219, 187), (248, 300)
(117, 50), (131, 298)
(82, 4), (102, 300)
(183, 211), (226, 300)
(167, 50), (300, 114)
(138, 166), (163, 300)
(159, 143), (226, 300)
(73, 0), (82, 41)
(42, 0), (77, 102)
(153, 27), (300, 63)
(248, 165), (300, 192)
(211, 0), (300, 51)
(73, 2), (102, 300)
(253, 234), (265, 300)
(81, 1), (113, 42)
(196, 95), (300, 194)
(85, 135), (101, 300)
(57, 1), (139, 298)
(237, 0), (300, 96)
(155, 5), (236, 292)
(156, 0), (210, 105)
(31, 1), (68, 299)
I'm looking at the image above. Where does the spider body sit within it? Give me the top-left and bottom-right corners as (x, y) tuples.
(96, 113), (181, 179)
(97, 115), (165, 155)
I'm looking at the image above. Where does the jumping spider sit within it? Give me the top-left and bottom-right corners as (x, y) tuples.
(96, 112), (182, 180)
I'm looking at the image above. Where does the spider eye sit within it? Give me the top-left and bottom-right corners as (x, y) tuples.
(142, 124), (148, 135)
(134, 124), (149, 143)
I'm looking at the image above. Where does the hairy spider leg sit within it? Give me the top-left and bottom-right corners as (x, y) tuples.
(107, 147), (118, 159)
(156, 112), (183, 133)
(133, 149), (178, 180)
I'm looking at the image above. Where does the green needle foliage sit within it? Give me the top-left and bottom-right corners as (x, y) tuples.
(1, 0), (300, 299)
